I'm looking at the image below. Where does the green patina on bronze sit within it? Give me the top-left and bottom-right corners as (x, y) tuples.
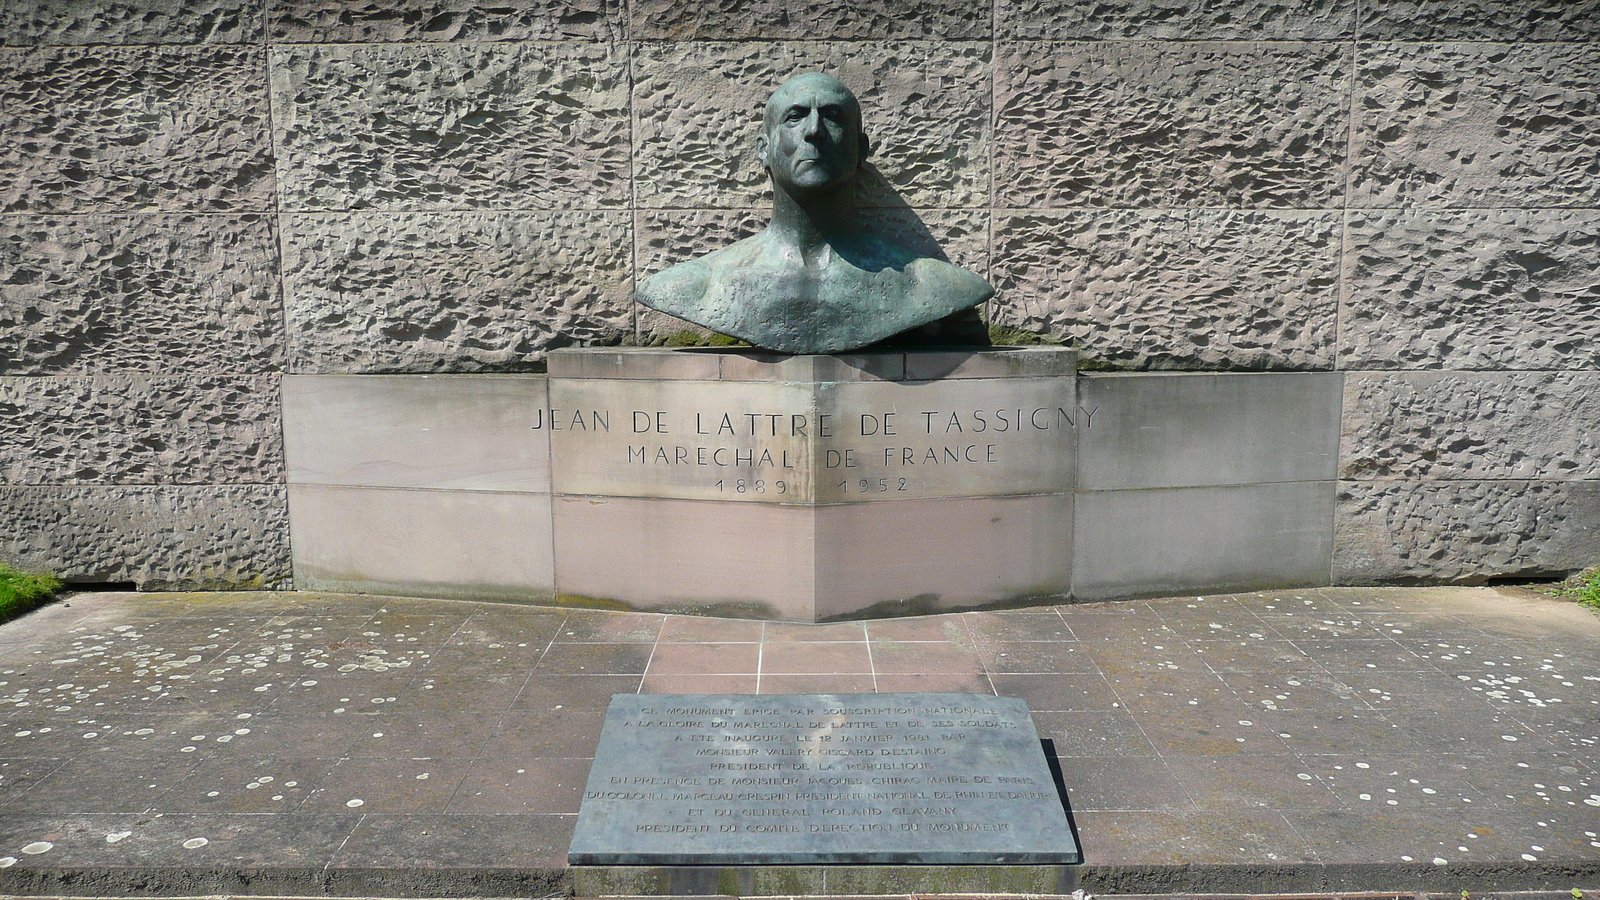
(638, 73), (993, 355)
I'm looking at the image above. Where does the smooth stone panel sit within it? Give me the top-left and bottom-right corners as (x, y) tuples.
(0, 45), (273, 212)
(0, 0), (261, 44)
(1073, 482), (1336, 601)
(902, 347), (1078, 381)
(1078, 373), (1342, 491)
(991, 210), (1340, 370)
(282, 374), (550, 491)
(289, 484), (554, 602)
(281, 211), (631, 373)
(630, 0), (988, 39)
(0, 484), (290, 589)
(993, 42), (1350, 208)
(719, 353), (907, 384)
(551, 494), (1073, 621)
(0, 213), (283, 375)
(1359, 0), (1600, 42)
(1341, 372), (1600, 481)
(267, 0), (624, 41)
(1341, 208), (1600, 370)
(570, 694), (1078, 865)
(1351, 42), (1600, 207)
(551, 495), (817, 620)
(811, 493), (1073, 621)
(997, 0), (1355, 40)
(1335, 480), (1600, 584)
(270, 42), (629, 211)
(0, 375), (283, 485)
(632, 41), (990, 210)
(549, 348), (725, 381)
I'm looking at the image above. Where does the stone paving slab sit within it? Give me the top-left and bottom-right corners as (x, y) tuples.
(0, 587), (1596, 897)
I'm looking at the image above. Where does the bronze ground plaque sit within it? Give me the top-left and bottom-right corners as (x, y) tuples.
(568, 693), (1080, 865)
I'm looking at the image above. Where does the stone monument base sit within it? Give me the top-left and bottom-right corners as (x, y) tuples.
(547, 348), (1079, 622)
(283, 351), (1348, 621)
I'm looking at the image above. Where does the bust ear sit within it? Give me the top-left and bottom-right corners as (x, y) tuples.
(859, 132), (872, 162)
(755, 133), (769, 167)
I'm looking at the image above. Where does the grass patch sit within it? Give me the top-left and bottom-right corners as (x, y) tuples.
(0, 563), (63, 622)
(1544, 566), (1600, 611)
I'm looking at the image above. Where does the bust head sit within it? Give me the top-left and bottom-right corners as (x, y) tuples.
(756, 73), (872, 198)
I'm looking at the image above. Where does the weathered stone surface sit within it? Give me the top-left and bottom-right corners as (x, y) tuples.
(267, 0), (622, 42)
(993, 42), (1350, 208)
(0, 0), (261, 44)
(0, 45), (273, 212)
(998, 0), (1355, 40)
(1359, 0), (1600, 41)
(1334, 480), (1600, 584)
(0, 376), (284, 485)
(281, 210), (632, 373)
(0, 484), (291, 589)
(1350, 43), (1600, 208)
(0, 214), (284, 375)
(631, 0), (987, 39)
(1341, 209), (1600, 370)
(270, 42), (629, 211)
(632, 42), (991, 209)
(990, 210), (1340, 369)
(1340, 372), (1600, 481)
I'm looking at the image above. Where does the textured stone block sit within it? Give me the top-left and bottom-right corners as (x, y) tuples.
(1335, 481), (1600, 584)
(990, 210), (1341, 369)
(0, 214), (284, 375)
(0, 0), (261, 44)
(270, 42), (629, 211)
(0, 485), (291, 589)
(0, 46), (272, 212)
(289, 484), (554, 602)
(1351, 43), (1600, 208)
(632, 42), (991, 209)
(1359, 0), (1600, 41)
(994, 42), (1350, 208)
(1341, 208), (1600, 370)
(998, 0), (1355, 40)
(1073, 482), (1336, 601)
(283, 374), (550, 491)
(1340, 372), (1600, 481)
(631, 0), (987, 39)
(281, 210), (632, 373)
(267, 0), (622, 42)
(0, 375), (283, 485)
(1079, 373), (1342, 491)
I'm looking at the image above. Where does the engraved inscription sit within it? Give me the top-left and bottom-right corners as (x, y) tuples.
(568, 693), (1080, 865)
(548, 379), (1082, 502)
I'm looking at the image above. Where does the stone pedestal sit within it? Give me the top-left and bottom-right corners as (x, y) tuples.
(547, 347), (1080, 622)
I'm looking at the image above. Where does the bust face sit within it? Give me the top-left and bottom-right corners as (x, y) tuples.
(759, 73), (868, 197)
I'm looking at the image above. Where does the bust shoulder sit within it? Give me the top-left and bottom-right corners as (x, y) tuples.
(636, 257), (712, 318)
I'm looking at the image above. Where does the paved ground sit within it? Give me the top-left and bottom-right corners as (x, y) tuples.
(0, 587), (1596, 897)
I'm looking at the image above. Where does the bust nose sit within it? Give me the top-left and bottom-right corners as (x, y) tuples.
(801, 109), (825, 141)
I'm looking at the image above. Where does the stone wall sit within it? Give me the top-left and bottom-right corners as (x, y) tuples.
(2, 0), (1596, 590)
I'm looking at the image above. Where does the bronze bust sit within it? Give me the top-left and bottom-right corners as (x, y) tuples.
(637, 73), (993, 355)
